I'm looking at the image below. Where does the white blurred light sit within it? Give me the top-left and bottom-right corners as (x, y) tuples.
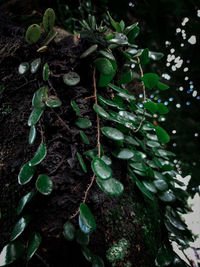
(188, 35), (196, 44)
(184, 67), (188, 72)
(179, 86), (184, 91)
(176, 103), (181, 108)
(192, 91), (197, 97)
(182, 17), (189, 26)
(172, 130), (176, 134)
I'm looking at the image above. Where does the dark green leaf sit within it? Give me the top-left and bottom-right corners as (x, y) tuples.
(159, 190), (176, 202)
(71, 100), (81, 116)
(63, 72), (80, 86)
(0, 85), (5, 94)
(91, 157), (112, 180)
(141, 73), (159, 89)
(45, 96), (62, 108)
(30, 58), (41, 73)
(155, 126), (170, 143)
(136, 180), (154, 200)
(25, 24), (41, 44)
(32, 87), (48, 109)
(84, 150), (98, 160)
(113, 148), (134, 159)
(80, 203), (96, 233)
(124, 136), (139, 146)
(128, 26), (140, 44)
(63, 221), (76, 241)
(155, 245), (174, 267)
(43, 63), (50, 81)
(140, 48), (149, 65)
(75, 118), (92, 129)
(107, 11), (122, 33)
(36, 174), (53, 195)
(28, 108), (44, 127)
(157, 103), (169, 114)
(92, 255), (105, 267)
(76, 152), (87, 173)
(118, 69), (133, 84)
(80, 44), (98, 59)
(18, 162), (36, 185)
(124, 23), (138, 35)
(143, 181), (157, 193)
(0, 241), (24, 266)
(10, 215), (31, 241)
(101, 127), (124, 141)
(99, 50), (115, 61)
(17, 191), (35, 215)
(93, 104), (110, 119)
(29, 142), (47, 166)
(165, 207), (187, 231)
(157, 82), (169, 90)
(98, 61), (117, 87)
(97, 95), (119, 108)
(27, 232), (41, 260)
(29, 125), (36, 145)
(94, 58), (113, 75)
(96, 177), (124, 196)
(129, 162), (147, 172)
(18, 62), (29, 75)
(81, 246), (94, 262)
(153, 179), (168, 191)
(79, 130), (89, 144)
(143, 101), (158, 114)
(76, 230), (89, 245)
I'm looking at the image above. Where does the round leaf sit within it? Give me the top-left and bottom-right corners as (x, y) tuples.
(159, 190), (176, 202)
(155, 126), (170, 144)
(28, 108), (44, 126)
(118, 69), (133, 84)
(18, 62), (29, 75)
(79, 203), (96, 233)
(91, 157), (112, 180)
(141, 73), (159, 89)
(27, 232), (41, 260)
(45, 96), (62, 108)
(63, 221), (76, 241)
(94, 57), (114, 75)
(143, 101), (158, 114)
(30, 58), (41, 73)
(10, 215), (31, 241)
(17, 191), (35, 215)
(63, 72), (80, 86)
(157, 103), (169, 115)
(18, 162), (36, 185)
(153, 179), (168, 191)
(25, 24), (41, 44)
(32, 87), (48, 109)
(113, 148), (134, 159)
(101, 127), (124, 141)
(76, 230), (89, 245)
(0, 241), (24, 266)
(96, 178), (124, 196)
(75, 118), (92, 129)
(36, 174), (53, 195)
(93, 104), (110, 120)
(29, 142), (47, 166)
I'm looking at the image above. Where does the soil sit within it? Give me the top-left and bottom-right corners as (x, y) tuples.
(0, 11), (159, 267)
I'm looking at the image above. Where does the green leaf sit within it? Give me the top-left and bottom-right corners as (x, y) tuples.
(155, 126), (170, 143)
(18, 162), (36, 185)
(94, 58), (114, 75)
(63, 72), (80, 86)
(63, 221), (76, 241)
(99, 50), (115, 61)
(91, 157), (112, 180)
(118, 69), (133, 84)
(36, 174), (53, 195)
(93, 104), (110, 119)
(101, 155), (112, 165)
(159, 190), (176, 202)
(0, 85), (5, 94)
(96, 177), (124, 196)
(81, 246), (94, 263)
(157, 103), (169, 114)
(124, 23), (138, 35)
(0, 241), (24, 266)
(113, 148), (134, 159)
(146, 140), (160, 148)
(165, 207), (186, 231)
(75, 118), (92, 129)
(155, 245), (174, 267)
(143, 101), (158, 114)
(157, 82), (169, 91)
(149, 51), (164, 61)
(143, 181), (157, 193)
(92, 255), (105, 267)
(32, 87), (48, 109)
(28, 108), (44, 126)
(153, 179), (168, 191)
(76, 230), (89, 245)
(130, 162), (147, 172)
(107, 12), (122, 33)
(76, 152), (87, 173)
(128, 26), (140, 44)
(124, 136), (139, 146)
(17, 191), (35, 215)
(30, 58), (41, 73)
(71, 100), (81, 116)
(98, 61), (117, 87)
(43, 63), (50, 81)
(79, 216), (92, 234)
(84, 150), (98, 160)
(10, 215), (31, 241)
(45, 96), (62, 108)
(29, 142), (47, 166)
(29, 125), (36, 145)
(25, 24), (41, 44)
(27, 232), (41, 260)
(18, 62), (29, 75)
(101, 127), (124, 141)
(43, 8), (55, 33)
(140, 48), (150, 65)
(80, 44), (98, 59)
(79, 130), (89, 144)
(136, 180), (154, 200)
(141, 73), (159, 89)
(80, 203), (96, 233)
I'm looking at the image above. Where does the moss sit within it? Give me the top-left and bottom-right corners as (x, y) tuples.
(106, 238), (129, 263)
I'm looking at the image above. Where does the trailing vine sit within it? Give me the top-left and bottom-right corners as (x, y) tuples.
(0, 8), (194, 267)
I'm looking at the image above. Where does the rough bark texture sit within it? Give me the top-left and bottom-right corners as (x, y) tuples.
(0, 12), (160, 267)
